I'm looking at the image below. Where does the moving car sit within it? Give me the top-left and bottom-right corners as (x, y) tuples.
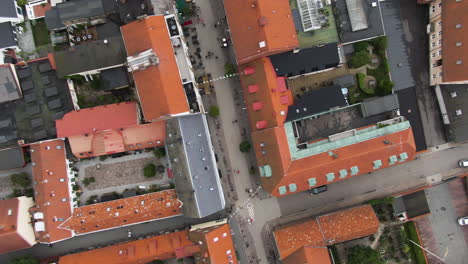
(308, 185), (327, 195)
(458, 159), (468, 167)
(458, 216), (468, 226)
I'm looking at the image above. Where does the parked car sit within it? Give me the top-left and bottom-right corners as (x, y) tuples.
(458, 159), (468, 167)
(308, 185), (327, 195)
(458, 216), (468, 225)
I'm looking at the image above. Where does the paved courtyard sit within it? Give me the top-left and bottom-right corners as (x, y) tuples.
(0, 164), (32, 199)
(74, 152), (170, 204)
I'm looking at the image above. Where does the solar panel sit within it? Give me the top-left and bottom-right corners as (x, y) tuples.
(297, 0), (322, 32)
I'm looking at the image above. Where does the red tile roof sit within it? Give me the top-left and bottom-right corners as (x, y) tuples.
(59, 230), (197, 264)
(442, 1), (468, 83)
(239, 57), (292, 132)
(121, 16), (189, 121)
(56, 102), (138, 138)
(67, 121), (166, 158)
(0, 197), (35, 253)
(30, 139), (73, 243)
(274, 205), (379, 261)
(32, 2), (52, 18)
(190, 223), (238, 264)
(59, 190), (182, 235)
(224, 0), (298, 64)
(283, 247), (331, 264)
(318, 205), (380, 245)
(240, 57), (417, 197)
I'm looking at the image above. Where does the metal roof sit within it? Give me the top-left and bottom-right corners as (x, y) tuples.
(56, 0), (104, 24)
(0, 22), (17, 49)
(0, 64), (21, 104)
(0, 147), (24, 171)
(360, 94), (399, 118)
(345, 0), (369, 32)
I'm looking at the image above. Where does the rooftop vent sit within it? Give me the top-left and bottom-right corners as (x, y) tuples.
(371, 2), (377, 7)
(451, 91), (458, 98)
(127, 49), (159, 72)
(456, 109), (463, 116)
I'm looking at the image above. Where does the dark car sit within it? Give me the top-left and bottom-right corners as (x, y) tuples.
(308, 185), (327, 195)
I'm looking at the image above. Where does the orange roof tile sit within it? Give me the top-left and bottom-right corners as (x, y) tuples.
(283, 247), (331, 264)
(224, 0), (298, 64)
(67, 121), (166, 158)
(32, 2), (52, 18)
(318, 205), (379, 245)
(0, 198), (34, 253)
(30, 139), (73, 243)
(199, 224), (238, 264)
(56, 102), (138, 138)
(121, 16), (189, 121)
(59, 230), (197, 264)
(274, 205), (379, 261)
(239, 57), (292, 132)
(59, 190), (182, 235)
(274, 219), (325, 259)
(442, 1), (468, 83)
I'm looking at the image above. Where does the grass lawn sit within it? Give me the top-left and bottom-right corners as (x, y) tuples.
(31, 18), (51, 46)
(404, 222), (427, 264)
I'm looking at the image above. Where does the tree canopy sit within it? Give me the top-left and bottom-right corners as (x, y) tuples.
(347, 245), (384, 264)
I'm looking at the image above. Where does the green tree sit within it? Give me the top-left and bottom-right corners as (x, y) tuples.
(239, 141), (251, 153)
(16, 0), (28, 7)
(153, 147), (166, 158)
(10, 173), (30, 188)
(9, 255), (38, 264)
(348, 50), (371, 68)
(354, 41), (369, 52)
(144, 164), (156, 177)
(208, 105), (220, 118)
(224, 63), (237, 75)
(347, 246), (384, 264)
(371, 36), (388, 57)
(376, 78), (394, 96)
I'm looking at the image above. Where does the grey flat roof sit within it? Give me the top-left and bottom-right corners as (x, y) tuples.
(100, 66), (129, 91)
(380, 0), (415, 91)
(0, 65), (21, 104)
(360, 94), (399, 118)
(45, 8), (65, 30)
(394, 190), (430, 219)
(0, 22), (17, 49)
(270, 43), (340, 77)
(335, 0), (384, 44)
(54, 37), (127, 77)
(440, 85), (468, 142)
(178, 114), (225, 218)
(333, 74), (356, 88)
(0, 0), (17, 18)
(166, 114), (225, 218)
(57, 0), (104, 23)
(0, 147), (24, 171)
(286, 85), (348, 122)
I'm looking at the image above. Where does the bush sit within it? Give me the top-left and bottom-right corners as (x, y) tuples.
(368, 196), (394, 205)
(99, 155), (108, 161)
(149, 184), (161, 192)
(82, 177), (95, 187)
(354, 41), (369, 52)
(72, 184), (80, 192)
(86, 195), (98, 205)
(10, 173), (30, 188)
(144, 164), (156, 177)
(347, 245), (384, 264)
(348, 50), (370, 68)
(68, 75), (86, 85)
(371, 36), (388, 57)
(90, 77), (102, 90)
(239, 141), (251, 153)
(224, 63), (237, 75)
(16, 0), (28, 7)
(356, 73), (375, 95)
(376, 78), (394, 96)
(9, 255), (38, 264)
(404, 222), (426, 264)
(153, 147), (166, 158)
(209, 105), (220, 118)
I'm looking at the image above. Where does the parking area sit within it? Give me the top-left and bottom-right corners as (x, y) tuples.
(415, 178), (468, 264)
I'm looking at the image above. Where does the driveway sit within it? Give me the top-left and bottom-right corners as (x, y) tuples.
(415, 179), (468, 264)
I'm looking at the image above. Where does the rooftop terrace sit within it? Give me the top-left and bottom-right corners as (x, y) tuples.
(290, 0), (339, 48)
(290, 103), (396, 145)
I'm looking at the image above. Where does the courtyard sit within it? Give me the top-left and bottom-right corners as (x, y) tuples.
(72, 151), (172, 205)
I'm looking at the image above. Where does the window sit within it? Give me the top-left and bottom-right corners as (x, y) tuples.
(456, 24), (462, 29)
(457, 60), (463, 64)
(432, 74), (436, 79)
(222, 232), (228, 237)
(439, 50), (442, 55)
(438, 2), (442, 7)
(438, 39), (442, 45)
(432, 42), (435, 47)
(431, 34), (435, 39)
(432, 63), (436, 68)
(213, 237), (219, 242)
(456, 42), (462, 47)
(438, 31), (442, 36)
(439, 72), (443, 77)
(432, 53), (436, 58)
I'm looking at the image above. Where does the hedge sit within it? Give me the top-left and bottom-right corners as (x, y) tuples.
(404, 222), (427, 264)
(357, 73), (374, 95)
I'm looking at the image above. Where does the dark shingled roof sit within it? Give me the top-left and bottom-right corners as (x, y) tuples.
(100, 66), (129, 91)
(0, 22), (17, 49)
(285, 85), (348, 122)
(270, 43), (340, 77)
(54, 37), (127, 77)
(440, 84), (468, 143)
(45, 8), (65, 30)
(394, 190), (430, 220)
(0, 0), (18, 18)
(57, 0), (104, 24)
(0, 147), (24, 171)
